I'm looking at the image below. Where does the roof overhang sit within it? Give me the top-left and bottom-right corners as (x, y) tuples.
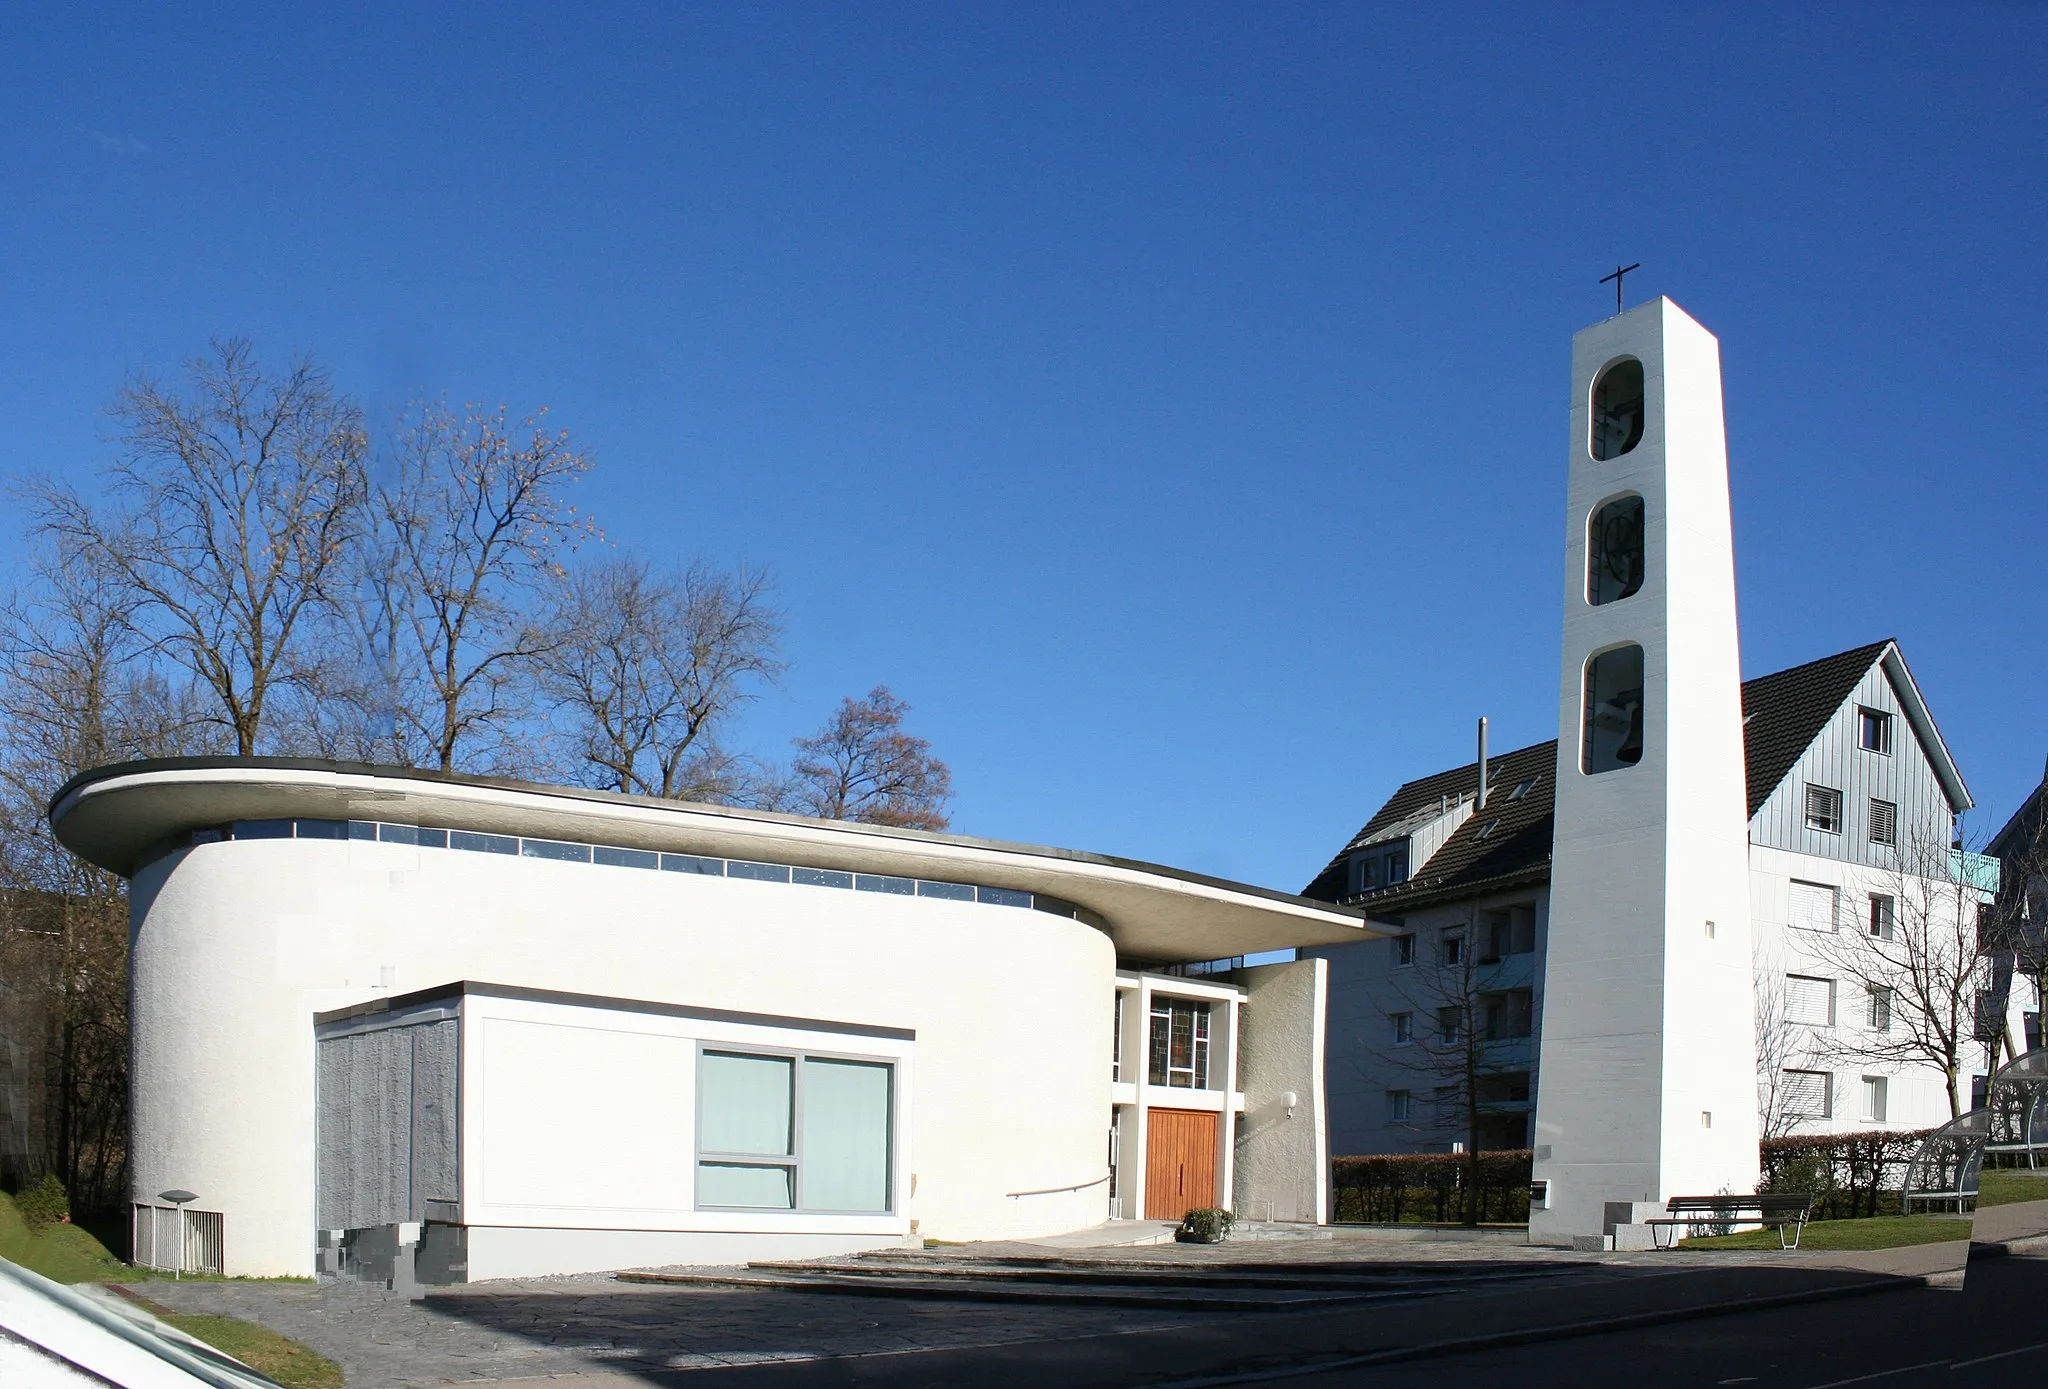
(48, 758), (1376, 966)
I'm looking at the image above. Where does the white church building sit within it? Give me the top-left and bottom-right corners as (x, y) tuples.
(49, 761), (1371, 1279)
(1303, 298), (2019, 1243)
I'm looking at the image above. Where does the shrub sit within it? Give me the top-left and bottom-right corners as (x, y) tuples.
(1758, 1129), (1930, 1220)
(16, 1174), (70, 1233)
(1176, 1208), (1234, 1242)
(1331, 1150), (1532, 1224)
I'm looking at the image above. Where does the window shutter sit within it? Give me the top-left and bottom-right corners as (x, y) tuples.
(1869, 799), (1897, 846)
(1782, 1069), (1831, 1118)
(1789, 881), (1838, 932)
(1786, 974), (1835, 1026)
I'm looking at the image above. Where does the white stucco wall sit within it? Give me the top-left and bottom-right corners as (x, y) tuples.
(129, 834), (1115, 1276)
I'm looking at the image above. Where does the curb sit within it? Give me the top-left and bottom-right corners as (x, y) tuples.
(1970, 1234), (2048, 1260)
(1147, 1272), (1936, 1387)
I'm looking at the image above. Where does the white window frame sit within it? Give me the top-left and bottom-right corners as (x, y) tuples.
(1868, 893), (1896, 940)
(1867, 986), (1892, 1033)
(1858, 706), (1893, 755)
(1861, 1075), (1888, 1123)
(1386, 1089), (1411, 1123)
(1390, 1012), (1413, 1046)
(1869, 798), (1897, 847)
(1391, 933), (1416, 968)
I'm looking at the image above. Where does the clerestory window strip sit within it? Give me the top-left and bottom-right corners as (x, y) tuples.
(161, 817), (1079, 919)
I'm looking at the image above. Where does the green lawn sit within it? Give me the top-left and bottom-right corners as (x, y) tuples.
(0, 1191), (131, 1283)
(119, 1292), (345, 1389)
(1977, 1169), (2048, 1208)
(2, 1193), (340, 1388)
(1681, 1215), (1971, 1251)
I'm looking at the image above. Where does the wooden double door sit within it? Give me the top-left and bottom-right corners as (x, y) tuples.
(1143, 1107), (1218, 1221)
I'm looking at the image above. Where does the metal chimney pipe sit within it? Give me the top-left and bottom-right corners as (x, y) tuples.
(1477, 716), (1490, 809)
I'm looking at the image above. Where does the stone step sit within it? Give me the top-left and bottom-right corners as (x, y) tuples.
(761, 1257), (1558, 1293)
(615, 1267), (1399, 1310)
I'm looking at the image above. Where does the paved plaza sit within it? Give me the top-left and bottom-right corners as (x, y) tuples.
(114, 1224), (1995, 1388)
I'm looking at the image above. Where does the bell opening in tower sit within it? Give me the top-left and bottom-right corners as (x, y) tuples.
(1590, 357), (1645, 460)
(1586, 494), (1646, 605)
(1581, 644), (1645, 774)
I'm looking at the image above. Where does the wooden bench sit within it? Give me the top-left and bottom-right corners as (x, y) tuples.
(1644, 1194), (1812, 1250)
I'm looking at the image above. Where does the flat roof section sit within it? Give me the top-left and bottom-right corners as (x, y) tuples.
(49, 758), (1376, 965)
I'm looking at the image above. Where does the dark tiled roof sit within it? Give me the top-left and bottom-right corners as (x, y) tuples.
(1737, 639), (1893, 824)
(1302, 641), (1898, 913)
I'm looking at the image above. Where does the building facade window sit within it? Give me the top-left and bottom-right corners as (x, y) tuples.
(1441, 932), (1465, 966)
(1783, 1069), (1832, 1119)
(1868, 894), (1896, 939)
(1789, 880), (1839, 932)
(1386, 1089), (1412, 1123)
(1869, 798), (1897, 847)
(1392, 934), (1416, 967)
(1861, 1076), (1889, 1123)
(1805, 785), (1843, 834)
(1587, 494), (1647, 606)
(1482, 990), (1534, 1041)
(1582, 644), (1646, 774)
(697, 1049), (894, 1214)
(1390, 1012), (1413, 1045)
(1111, 994), (1124, 1081)
(1479, 905), (1538, 961)
(1438, 1007), (1462, 1044)
(1858, 707), (1892, 754)
(1148, 997), (1212, 1089)
(1787, 974), (1837, 1027)
(1590, 357), (1645, 460)
(1868, 986), (1892, 1033)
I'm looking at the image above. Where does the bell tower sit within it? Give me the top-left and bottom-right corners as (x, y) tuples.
(1528, 297), (1759, 1245)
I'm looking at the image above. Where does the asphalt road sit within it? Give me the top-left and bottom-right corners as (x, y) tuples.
(1188, 1254), (2048, 1389)
(636, 1256), (2046, 1389)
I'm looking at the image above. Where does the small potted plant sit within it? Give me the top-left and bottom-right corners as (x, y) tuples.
(1175, 1207), (1234, 1244)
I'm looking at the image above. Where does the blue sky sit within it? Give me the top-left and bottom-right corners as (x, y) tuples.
(3, 4), (2043, 891)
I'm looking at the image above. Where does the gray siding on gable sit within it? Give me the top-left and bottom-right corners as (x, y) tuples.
(1750, 662), (1955, 866)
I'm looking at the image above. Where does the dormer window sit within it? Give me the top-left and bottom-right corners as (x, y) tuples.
(1385, 850), (1407, 884)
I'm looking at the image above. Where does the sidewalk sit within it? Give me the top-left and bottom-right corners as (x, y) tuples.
(1972, 1196), (2048, 1255)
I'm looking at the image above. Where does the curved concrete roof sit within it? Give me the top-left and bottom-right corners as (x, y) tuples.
(49, 758), (1375, 966)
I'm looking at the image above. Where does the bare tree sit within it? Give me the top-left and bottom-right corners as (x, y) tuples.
(1351, 907), (1535, 1224)
(1985, 768), (2047, 1053)
(23, 340), (367, 755)
(363, 400), (595, 772)
(538, 558), (782, 799)
(787, 686), (952, 831)
(1753, 946), (1816, 1139)
(1805, 829), (2000, 1119)
(0, 545), (217, 1213)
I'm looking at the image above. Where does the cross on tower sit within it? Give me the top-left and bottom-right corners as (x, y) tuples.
(1599, 263), (1641, 317)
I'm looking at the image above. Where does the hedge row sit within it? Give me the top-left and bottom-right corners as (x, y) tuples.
(1332, 1129), (1942, 1225)
(1756, 1129), (1933, 1219)
(1330, 1151), (1532, 1224)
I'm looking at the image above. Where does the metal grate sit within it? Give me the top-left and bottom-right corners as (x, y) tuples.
(132, 1203), (224, 1275)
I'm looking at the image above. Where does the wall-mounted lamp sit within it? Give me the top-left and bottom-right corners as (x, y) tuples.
(1282, 1091), (1298, 1118)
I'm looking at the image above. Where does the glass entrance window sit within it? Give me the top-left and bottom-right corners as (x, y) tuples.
(1148, 997), (1212, 1089)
